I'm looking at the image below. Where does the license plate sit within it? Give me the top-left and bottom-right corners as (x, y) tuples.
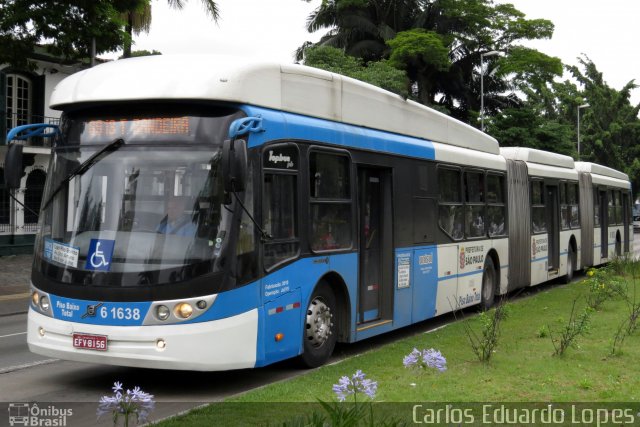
(72, 333), (108, 351)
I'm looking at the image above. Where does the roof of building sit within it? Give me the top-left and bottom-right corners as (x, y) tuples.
(49, 54), (500, 155)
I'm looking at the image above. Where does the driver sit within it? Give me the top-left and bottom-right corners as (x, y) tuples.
(156, 195), (197, 236)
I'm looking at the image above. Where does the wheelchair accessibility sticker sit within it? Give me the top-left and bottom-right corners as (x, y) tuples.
(85, 239), (115, 271)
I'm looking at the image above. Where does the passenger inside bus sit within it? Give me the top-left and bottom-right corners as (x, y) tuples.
(156, 195), (198, 236)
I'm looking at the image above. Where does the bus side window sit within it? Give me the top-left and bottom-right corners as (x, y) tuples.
(438, 167), (463, 240)
(593, 188), (600, 226)
(263, 172), (299, 269)
(531, 180), (546, 233)
(236, 163), (257, 283)
(464, 170), (485, 238)
(309, 151), (352, 252)
(486, 173), (506, 236)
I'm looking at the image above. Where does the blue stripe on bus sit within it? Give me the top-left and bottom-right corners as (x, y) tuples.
(437, 269), (483, 282)
(241, 105), (436, 160)
(531, 256), (548, 263)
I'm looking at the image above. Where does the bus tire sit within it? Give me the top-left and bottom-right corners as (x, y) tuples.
(481, 257), (496, 310)
(299, 282), (337, 368)
(563, 246), (575, 284)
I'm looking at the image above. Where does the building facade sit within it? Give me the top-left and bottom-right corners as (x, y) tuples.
(1, 52), (86, 255)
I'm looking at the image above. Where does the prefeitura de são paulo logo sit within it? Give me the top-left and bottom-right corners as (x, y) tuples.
(7, 403), (73, 426)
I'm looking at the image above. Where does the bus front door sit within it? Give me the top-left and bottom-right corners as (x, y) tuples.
(546, 185), (560, 271)
(357, 167), (392, 326)
(600, 190), (608, 259)
(623, 192), (630, 253)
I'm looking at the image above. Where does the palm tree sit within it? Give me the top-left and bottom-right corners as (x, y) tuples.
(122, 0), (220, 58)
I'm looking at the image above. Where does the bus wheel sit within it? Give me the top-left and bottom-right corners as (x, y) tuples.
(481, 257), (496, 310)
(563, 246), (575, 284)
(300, 283), (337, 368)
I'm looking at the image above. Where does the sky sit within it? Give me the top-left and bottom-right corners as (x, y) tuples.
(120, 0), (640, 104)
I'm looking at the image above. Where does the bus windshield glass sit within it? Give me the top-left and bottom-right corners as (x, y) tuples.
(34, 106), (245, 288)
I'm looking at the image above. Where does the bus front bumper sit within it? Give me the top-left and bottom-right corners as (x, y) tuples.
(27, 308), (258, 371)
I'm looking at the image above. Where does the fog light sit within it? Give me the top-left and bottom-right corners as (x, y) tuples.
(38, 327), (45, 337)
(39, 295), (50, 311)
(175, 303), (193, 319)
(156, 305), (170, 321)
(32, 291), (40, 306)
(156, 339), (166, 349)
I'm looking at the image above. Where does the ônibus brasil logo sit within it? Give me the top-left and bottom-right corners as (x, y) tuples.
(7, 403), (72, 426)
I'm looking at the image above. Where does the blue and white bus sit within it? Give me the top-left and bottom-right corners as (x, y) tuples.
(3, 55), (632, 371)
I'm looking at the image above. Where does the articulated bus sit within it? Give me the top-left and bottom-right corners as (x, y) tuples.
(3, 55), (632, 371)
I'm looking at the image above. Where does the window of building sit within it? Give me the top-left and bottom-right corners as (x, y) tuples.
(309, 151), (352, 252)
(438, 167), (463, 240)
(6, 74), (32, 132)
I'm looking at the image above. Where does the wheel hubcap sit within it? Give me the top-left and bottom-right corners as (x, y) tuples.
(305, 297), (332, 348)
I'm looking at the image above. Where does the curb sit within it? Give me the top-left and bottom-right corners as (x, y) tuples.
(0, 293), (30, 317)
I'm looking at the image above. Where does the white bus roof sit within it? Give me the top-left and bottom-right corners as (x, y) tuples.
(575, 161), (629, 181)
(49, 54), (500, 155)
(500, 147), (575, 169)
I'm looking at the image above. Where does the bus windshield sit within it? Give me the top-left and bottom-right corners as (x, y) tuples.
(34, 107), (245, 289)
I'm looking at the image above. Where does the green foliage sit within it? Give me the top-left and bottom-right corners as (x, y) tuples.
(548, 298), (592, 356)
(584, 266), (626, 311)
(303, 45), (409, 97)
(565, 56), (640, 192)
(301, 0), (557, 122)
(536, 325), (548, 338)
(0, 0), (146, 68)
(386, 29), (450, 72)
(496, 46), (563, 86)
(127, 49), (162, 58)
(461, 299), (509, 363)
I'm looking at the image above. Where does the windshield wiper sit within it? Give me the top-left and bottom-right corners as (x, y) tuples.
(42, 138), (125, 211)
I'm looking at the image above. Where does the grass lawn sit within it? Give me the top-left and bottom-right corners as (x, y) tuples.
(158, 262), (640, 426)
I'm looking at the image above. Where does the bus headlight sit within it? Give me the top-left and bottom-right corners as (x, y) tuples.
(39, 295), (50, 311)
(175, 303), (193, 319)
(32, 291), (40, 306)
(156, 305), (170, 321)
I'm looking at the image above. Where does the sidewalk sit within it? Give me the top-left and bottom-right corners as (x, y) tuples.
(0, 254), (33, 316)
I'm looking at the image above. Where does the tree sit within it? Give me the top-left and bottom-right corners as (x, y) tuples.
(566, 56), (640, 196)
(303, 45), (409, 97)
(386, 28), (450, 104)
(0, 0), (143, 69)
(122, 0), (220, 59)
(121, 0), (152, 59)
(300, 0), (559, 123)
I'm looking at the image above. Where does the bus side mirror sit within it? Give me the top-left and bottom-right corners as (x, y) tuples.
(222, 139), (247, 193)
(4, 143), (24, 189)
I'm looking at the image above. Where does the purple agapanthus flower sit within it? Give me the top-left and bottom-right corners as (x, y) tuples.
(97, 381), (155, 425)
(403, 348), (447, 372)
(332, 370), (378, 402)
